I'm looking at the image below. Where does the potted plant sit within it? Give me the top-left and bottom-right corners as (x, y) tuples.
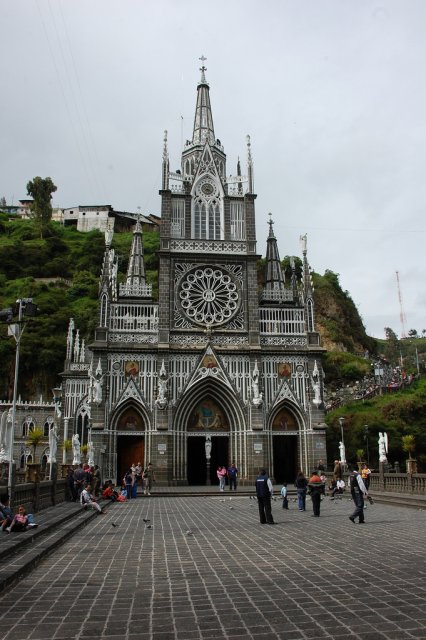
(402, 435), (417, 474)
(25, 427), (45, 481)
(356, 449), (365, 471)
(81, 444), (88, 462)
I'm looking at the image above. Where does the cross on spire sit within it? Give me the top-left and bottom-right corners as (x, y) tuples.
(199, 55), (207, 82)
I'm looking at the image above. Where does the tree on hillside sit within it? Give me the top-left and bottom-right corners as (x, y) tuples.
(408, 329), (418, 338)
(383, 326), (400, 363)
(0, 197), (6, 208)
(26, 177), (57, 238)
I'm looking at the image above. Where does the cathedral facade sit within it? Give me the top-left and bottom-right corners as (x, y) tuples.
(61, 67), (327, 485)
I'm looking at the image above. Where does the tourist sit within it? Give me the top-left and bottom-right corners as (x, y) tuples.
(73, 464), (86, 498)
(217, 466), (227, 491)
(255, 469), (274, 524)
(0, 496), (13, 530)
(280, 482), (289, 509)
(227, 463), (238, 491)
(316, 459), (325, 472)
(92, 465), (101, 497)
(361, 463), (371, 490)
(308, 470), (325, 517)
(80, 484), (105, 514)
(135, 461), (142, 488)
(333, 459), (342, 480)
(102, 480), (119, 502)
(295, 471), (308, 511)
(349, 464), (368, 524)
(66, 466), (77, 501)
(5, 505), (29, 532)
(143, 463), (155, 496)
(123, 468), (135, 499)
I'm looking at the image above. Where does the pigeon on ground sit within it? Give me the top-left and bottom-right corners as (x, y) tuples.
(143, 518), (150, 523)
(146, 524), (152, 529)
(229, 507), (234, 510)
(186, 530), (193, 535)
(111, 523), (118, 528)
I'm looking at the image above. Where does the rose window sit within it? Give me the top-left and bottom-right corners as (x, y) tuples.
(178, 267), (240, 326)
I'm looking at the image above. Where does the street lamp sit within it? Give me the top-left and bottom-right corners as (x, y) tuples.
(0, 298), (38, 505)
(364, 425), (370, 466)
(338, 416), (346, 466)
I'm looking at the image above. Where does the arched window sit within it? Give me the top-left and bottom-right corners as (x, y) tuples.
(43, 416), (54, 437)
(100, 293), (108, 327)
(192, 178), (224, 240)
(76, 408), (90, 446)
(22, 417), (35, 437)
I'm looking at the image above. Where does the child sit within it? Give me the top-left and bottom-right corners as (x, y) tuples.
(280, 483), (289, 509)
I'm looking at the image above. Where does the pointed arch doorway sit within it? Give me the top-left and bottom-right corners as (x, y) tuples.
(271, 406), (299, 483)
(187, 397), (229, 485)
(115, 407), (145, 484)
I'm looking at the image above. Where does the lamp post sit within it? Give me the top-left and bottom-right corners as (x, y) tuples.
(2, 299), (38, 505)
(338, 416), (346, 467)
(364, 425), (370, 466)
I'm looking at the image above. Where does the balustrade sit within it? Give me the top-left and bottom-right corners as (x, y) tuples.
(259, 308), (305, 335)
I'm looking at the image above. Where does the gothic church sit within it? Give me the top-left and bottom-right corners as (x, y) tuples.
(61, 65), (327, 485)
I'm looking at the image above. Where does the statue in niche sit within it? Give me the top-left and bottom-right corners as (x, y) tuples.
(72, 433), (81, 465)
(48, 424), (59, 464)
(155, 361), (168, 410)
(205, 436), (212, 460)
(251, 361), (263, 407)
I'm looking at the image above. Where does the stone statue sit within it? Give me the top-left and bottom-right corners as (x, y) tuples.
(205, 435), (212, 460)
(378, 432), (388, 463)
(251, 361), (263, 407)
(0, 411), (9, 463)
(155, 361), (168, 410)
(88, 359), (104, 406)
(339, 441), (346, 464)
(87, 440), (95, 467)
(311, 377), (321, 406)
(48, 424), (59, 464)
(72, 433), (81, 465)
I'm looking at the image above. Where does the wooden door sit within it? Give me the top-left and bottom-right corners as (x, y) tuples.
(117, 436), (144, 485)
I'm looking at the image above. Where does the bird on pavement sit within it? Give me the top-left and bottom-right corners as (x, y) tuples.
(146, 524), (152, 529)
(111, 523), (118, 528)
(143, 518), (150, 523)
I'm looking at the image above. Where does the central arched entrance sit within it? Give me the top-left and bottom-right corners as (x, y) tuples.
(187, 396), (230, 485)
(114, 406), (146, 484)
(271, 405), (300, 483)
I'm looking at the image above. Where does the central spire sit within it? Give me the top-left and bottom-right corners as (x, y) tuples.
(192, 55), (216, 146)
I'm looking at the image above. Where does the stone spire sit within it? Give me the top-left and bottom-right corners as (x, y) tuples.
(246, 135), (254, 193)
(300, 233), (315, 330)
(119, 219), (152, 298)
(192, 56), (216, 146)
(261, 214), (289, 303)
(162, 129), (169, 190)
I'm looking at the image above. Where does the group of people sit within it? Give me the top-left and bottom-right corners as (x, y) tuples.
(217, 463), (238, 491)
(66, 463), (102, 502)
(123, 462), (155, 498)
(0, 497), (37, 533)
(254, 460), (371, 524)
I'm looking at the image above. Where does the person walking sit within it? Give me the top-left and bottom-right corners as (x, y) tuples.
(333, 459), (342, 481)
(255, 469), (274, 524)
(349, 464), (369, 524)
(308, 470), (325, 517)
(227, 463), (238, 491)
(295, 471), (308, 511)
(280, 483), (289, 509)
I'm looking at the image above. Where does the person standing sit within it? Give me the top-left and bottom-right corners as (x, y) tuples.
(227, 463), (238, 491)
(124, 468), (134, 499)
(361, 463), (371, 490)
(73, 464), (86, 499)
(349, 464), (369, 524)
(143, 463), (155, 496)
(333, 459), (342, 481)
(217, 466), (226, 492)
(295, 471), (308, 511)
(255, 469), (274, 524)
(92, 465), (101, 497)
(308, 470), (325, 517)
(280, 483), (289, 509)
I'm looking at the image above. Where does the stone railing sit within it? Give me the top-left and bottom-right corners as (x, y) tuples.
(325, 471), (426, 496)
(0, 462), (69, 512)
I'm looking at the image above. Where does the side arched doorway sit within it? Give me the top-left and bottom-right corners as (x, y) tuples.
(187, 397), (230, 486)
(115, 407), (145, 484)
(271, 406), (300, 483)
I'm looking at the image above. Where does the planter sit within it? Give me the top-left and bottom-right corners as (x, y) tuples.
(406, 459), (418, 474)
(26, 463), (41, 483)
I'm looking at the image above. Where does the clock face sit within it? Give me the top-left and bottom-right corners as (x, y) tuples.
(178, 266), (240, 327)
(201, 182), (214, 195)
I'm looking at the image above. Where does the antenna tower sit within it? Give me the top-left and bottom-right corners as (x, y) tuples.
(396, 271), (407, 339)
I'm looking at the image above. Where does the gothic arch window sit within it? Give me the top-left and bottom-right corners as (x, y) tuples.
(22, 417), (35, 437)
(307, 298), (314, 332)
(192, 178), (223, 240)
(100, 293), (108, 327)
(43, 416), (54, 437)
(76, 409), (90, 446)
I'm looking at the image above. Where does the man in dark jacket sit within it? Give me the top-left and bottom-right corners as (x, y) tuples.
(349, 464), (369, 524)
(308, 470), (325, 517)
(255, 469), (274, 524)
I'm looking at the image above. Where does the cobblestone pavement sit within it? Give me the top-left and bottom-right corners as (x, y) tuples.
(0, 494), (425, 640)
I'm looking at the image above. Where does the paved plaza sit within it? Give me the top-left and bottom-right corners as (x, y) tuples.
(0, 494), (425, 640)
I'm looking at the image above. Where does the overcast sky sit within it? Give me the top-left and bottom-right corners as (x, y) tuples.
(2, 0), (425, 339)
